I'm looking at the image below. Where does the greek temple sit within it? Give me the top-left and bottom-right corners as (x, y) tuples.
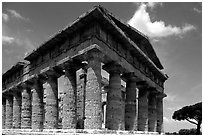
(2, 5), (167, 134)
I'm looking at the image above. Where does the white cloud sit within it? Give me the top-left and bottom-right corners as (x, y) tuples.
(7, 9), (29, 21)
(2, 13), (9, 22)
(128, 3), (196, 38)
(2, 36), (15, 45)
(164, 117), (173, 123)
(193, 8), (201, 13)
(146, 2), (162, 9)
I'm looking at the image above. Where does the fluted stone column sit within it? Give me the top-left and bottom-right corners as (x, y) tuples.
(44, 74), (58, 129)
(103, 63), (125, 130)
(62, 63), (77, 129)
(124, 73), (138, 131)
(148, 91), (157, 132)
(156, 93), (165, 134)
(32, 78), (44, 130)
(5, 95), (13, 129)
(21, 86), (32, 129)
(13, 92), (22, 129)
(76, 66), (87, 129)
(2, 97), (6, 129)
(137, 84), (149, 131)
(84, 53), (102, 129)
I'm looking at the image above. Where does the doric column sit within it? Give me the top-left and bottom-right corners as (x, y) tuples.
(12, 91), (22, 129)
(123, 73), (138, 131)
(44, 71), (59, 129)
(5, 95), (13, 129)
(84, 53), (102, 129)
(32, 77), (44, 130)
(156, 92), (166, 134)
(76, 65), (87, 129)
(148, 90), (157, 132)
(21, 84), (32, 129)
(103, 63), (125, 130)
(137, 82), (149, 131)
(2, 97), (6, 129)
(62, 62), (78, 129)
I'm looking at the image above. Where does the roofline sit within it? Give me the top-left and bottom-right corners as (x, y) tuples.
(2, 61), (28, 80)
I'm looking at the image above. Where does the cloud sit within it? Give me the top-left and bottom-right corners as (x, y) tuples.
(2, 13), (9, 22)
(164, 92), (177, 102)
(2, 36), (15, 45)
(193, 8), (201, 13)
(164, 117), (173, 123)
(128, 3), (196, 38)
(7, 9), (29, 21)
(146, 2), (162, 9)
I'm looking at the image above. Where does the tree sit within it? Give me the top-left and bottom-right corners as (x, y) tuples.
(172, 102), (202, 135)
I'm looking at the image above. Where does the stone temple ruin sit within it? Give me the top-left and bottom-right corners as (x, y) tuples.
(2, 6), (167, 134)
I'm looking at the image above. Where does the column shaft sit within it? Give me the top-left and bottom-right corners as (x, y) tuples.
(32, 80), (44, 129)
(5, 96), (13, 129)
(76, 68), (87, 129)
(156, 97), (164, 133)
(148, 93), (157, 132)
(106, 71), (124, 130)
(125, 78), (138, 130)
(21, 88), (32, 129)
(84, 58), (102, 129)
(44, 75), (58, 129)
(138, 88), (149, 131)
(13, 92), (22, 129)
(2, 97), (6, 129)
(62, 67), (77, 129)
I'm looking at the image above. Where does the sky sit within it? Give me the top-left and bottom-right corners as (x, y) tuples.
(2, 2), (202, 133)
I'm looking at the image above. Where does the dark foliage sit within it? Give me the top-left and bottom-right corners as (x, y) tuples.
(172, 102), (202, 135)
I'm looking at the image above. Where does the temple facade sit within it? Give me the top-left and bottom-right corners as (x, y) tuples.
(2, 6), (167, 134)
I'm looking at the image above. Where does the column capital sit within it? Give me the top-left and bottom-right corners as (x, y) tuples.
(156, 92), (167, 99)
(121, 72), (138, 82)
(85, 50), (104, 62)
(40, 67), (63, 80)
(64, 60), (84, 71)
(19, 81), (33, 89)
(103, 62), (124, 74)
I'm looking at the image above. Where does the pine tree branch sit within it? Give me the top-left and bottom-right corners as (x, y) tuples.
(186, 118), (197, 125)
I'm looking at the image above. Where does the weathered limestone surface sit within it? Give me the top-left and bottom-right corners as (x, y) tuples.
(62, 64), (77, 129)
(156, 95), (164, 133)
(125, 74), (138, 131)
(44, 75), (58, 129)
(13, 92), (22, 129)
(137, 87), (149, 131)
(2, 97), (6, 129)
(5, 95), (13, 129)
(21, 87), (32, 129)
(104, 64), (125, 130)
(32, 79), (44, 129)
(76, 68), (87, 129)
(148, 92), (157, 132)
(84, 54), (102, 129)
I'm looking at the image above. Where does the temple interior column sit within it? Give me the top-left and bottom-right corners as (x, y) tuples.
(2, 97), (6, 129)
(62, 62), (77, 129)
(32, 78), (44, 130)
(44, 73), (59, 129)
(84, 53), (102, 129)
(12, 91), (22, 129)
(148, 91), (157, 132)
(21, 85), (32, 129)
(76, 65), (87, 129)
(5, 95), (13, 129)
(103, 63), (125, 130)
(124, 73), (138, 131)
(137, 83), (149, 131)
